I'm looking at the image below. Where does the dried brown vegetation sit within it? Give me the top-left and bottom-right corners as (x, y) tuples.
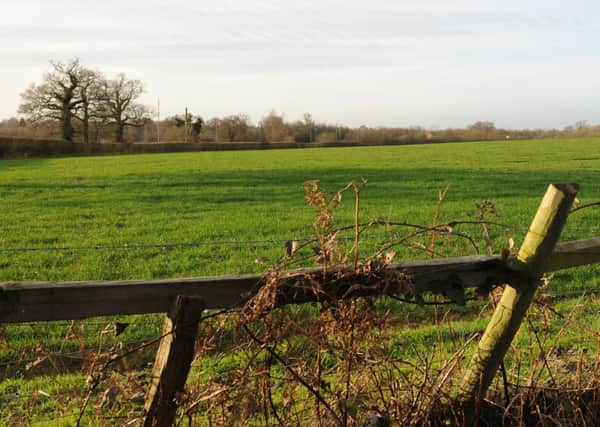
(2, 181), (598, 426)
(168, 181), (598, 426)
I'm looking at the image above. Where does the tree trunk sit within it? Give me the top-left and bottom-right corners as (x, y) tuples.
(115, 122), (125, 143)
(93, 123), (99, 144)
(82, 107), (89, 144)
(62, 104), (73, 142)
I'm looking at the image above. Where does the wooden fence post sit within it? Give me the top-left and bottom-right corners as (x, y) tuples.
(458, 183), (578, 421)
(143, 295), (204, 427)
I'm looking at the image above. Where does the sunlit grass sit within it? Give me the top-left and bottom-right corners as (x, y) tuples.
(0, 138), (599, 423)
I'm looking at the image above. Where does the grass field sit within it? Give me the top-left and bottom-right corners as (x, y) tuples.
(1, 137), (599, 280)
(1, 138), (599, 425)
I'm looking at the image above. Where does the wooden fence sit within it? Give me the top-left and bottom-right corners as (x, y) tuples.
(1, 183), (599, 425)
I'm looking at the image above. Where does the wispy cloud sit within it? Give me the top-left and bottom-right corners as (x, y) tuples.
(1, 0), (599, 127)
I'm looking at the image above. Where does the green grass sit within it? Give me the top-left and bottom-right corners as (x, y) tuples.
(1, 138), (599, 424)
(0, 138), (599, 281)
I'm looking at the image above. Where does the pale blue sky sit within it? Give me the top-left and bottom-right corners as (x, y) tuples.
(1, 0), (599, 128)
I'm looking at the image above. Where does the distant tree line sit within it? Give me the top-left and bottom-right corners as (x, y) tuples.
(5, 59), (600, 144)
(129, 114), (600, 145)
(5, 106), (600, 145)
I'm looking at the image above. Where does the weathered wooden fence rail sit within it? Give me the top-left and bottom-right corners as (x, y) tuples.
(0, 237), (598, 323)
(1, 183), (598, 425)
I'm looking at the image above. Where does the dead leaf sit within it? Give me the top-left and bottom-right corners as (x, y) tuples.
(86, 375), (97, 388)
(284, 240), (299, 257)
(25, 357), (46, 371)
(99, 386), (119, 408)
(508, 236), (515, 250)
(130, 391), (145, 405)
(114, 322), (129, 336)
(384, 252), (396, 264)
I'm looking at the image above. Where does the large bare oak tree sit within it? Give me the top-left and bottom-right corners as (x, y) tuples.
(100, 74), (149, 143)
(18, 59), (91, 142)
(19, 60), (150, 143)
(73, 68), (103, 144)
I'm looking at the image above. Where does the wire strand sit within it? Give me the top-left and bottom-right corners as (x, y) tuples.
(0, 335), (161, 368)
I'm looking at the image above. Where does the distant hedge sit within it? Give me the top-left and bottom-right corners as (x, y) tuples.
(0, 136), (469, 159)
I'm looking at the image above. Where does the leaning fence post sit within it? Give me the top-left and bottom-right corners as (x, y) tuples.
(458, 183), (578, 420)
(143, 295), (204, 427)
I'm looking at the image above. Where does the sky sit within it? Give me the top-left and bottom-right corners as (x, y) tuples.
(1, 0), (599, 129)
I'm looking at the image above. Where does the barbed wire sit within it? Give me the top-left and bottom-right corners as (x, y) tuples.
(1, 287), (597, 369)
(1, 289), (597, 424)
(544, 288), (600, 299)
(0, 223), (597, 254)
(19, 411), (134, 426)
(0, 238), (311, 253)
(1, 308), (235, 330)
(0, 383), (90, 407)
(0, 234), (386, 253)
(3, 411), (81, 426)
(3, 319), (162, 328)
(0, 335), (161, 368)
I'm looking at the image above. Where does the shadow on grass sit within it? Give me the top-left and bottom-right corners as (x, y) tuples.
(1, 166), (597, 210)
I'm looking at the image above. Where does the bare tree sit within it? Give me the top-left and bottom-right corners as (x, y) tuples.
(468, 121), (496, 131)
(99, 74), (149, 143)
(18, 59), (90, 142)
(73, 68), (103, 144)
(260, 110), (289, 142)
(303, 112), (315, 142)
(218, 114), (250, 142)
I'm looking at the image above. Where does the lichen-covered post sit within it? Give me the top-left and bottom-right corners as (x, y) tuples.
(143, 296), (204, 427)
(459, 183), (578, 421)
